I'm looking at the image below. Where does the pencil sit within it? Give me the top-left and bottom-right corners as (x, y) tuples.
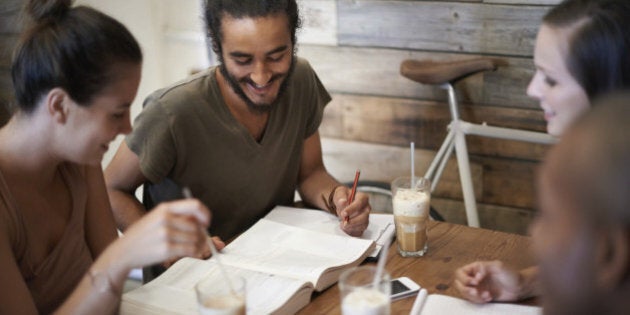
(182, 187), (237, 294)
(345, 169), (361, 225)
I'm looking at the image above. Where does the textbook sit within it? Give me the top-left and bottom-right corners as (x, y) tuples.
(264, 206), (395, 260)
(121, 212), (376, 315)
(411, 291), (542, 315)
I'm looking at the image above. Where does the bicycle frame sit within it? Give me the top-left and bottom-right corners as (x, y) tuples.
(423, 83), (557, 227)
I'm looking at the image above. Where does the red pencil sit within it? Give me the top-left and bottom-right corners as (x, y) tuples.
(345, 169), (361, 225)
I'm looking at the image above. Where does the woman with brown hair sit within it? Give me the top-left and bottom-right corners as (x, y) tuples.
(0, 1), (217, 313)
(454, 0), (630, 309)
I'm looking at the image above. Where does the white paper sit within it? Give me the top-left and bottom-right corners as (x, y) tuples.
(421, 294), (542, 315)
(264, 206), (395, 259)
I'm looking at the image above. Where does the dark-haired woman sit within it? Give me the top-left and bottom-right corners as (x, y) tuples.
(454, 0), (630, 305)
(527, 0), (630, 137)
(0, 1), (218, 313)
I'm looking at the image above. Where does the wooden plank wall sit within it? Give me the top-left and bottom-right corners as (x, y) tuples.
(0, 0), (23, 126)
(297, 0), (562, 235)
(0, 0), (563, 234)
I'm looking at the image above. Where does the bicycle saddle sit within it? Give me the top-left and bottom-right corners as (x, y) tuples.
(400, 58), (498, 85)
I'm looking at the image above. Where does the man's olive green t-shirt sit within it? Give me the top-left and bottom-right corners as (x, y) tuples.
(126, 58), (331, 240)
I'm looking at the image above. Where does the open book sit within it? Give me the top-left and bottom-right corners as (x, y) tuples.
(264, 206), (395, 259)
(412, 291), (542, 315)
(121, 211), (375, 315)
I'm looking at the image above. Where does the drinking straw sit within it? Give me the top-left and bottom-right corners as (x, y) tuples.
(371, 236), (391, 288)
(182, 187), (236, 294)
(410, 288), (428, 315)
(410, 142), (415, 187)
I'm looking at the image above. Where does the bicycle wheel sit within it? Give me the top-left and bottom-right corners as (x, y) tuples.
(343, 180), (444, 222)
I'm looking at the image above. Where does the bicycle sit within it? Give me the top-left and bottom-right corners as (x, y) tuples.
(397, 57), (557, 227)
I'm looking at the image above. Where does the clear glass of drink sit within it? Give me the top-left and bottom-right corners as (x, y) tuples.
(339, 265), (391, 315)
(195, 274), (246, 315)
(391, 176), (431, 257)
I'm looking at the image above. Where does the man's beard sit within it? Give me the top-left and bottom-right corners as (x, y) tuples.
(219, 57), (296, 115)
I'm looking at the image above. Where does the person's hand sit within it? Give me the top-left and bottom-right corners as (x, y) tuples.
(454, 260), (525, 303)
(198, 236), (226, 259)
(162, 236), (226, 268)
(117, 199), (212, 269)
(333, 187), (370, 236)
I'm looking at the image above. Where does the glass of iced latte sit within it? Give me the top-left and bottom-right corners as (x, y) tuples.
(195, 274), (246, 315)
(391, 176), (431, 257)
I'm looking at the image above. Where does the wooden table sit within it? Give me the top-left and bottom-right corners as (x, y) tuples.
(298, 220), (538, 314)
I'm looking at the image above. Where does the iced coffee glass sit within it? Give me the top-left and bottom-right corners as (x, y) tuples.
(195, 274), (246, 315)
(339, 265), (391, 315)
(391, 176), (431, 257)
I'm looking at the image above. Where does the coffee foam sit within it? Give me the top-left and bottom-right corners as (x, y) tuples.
(199, 294), (245, 315)
(342, 288), (390, 315)
(392, 188), (430, 217)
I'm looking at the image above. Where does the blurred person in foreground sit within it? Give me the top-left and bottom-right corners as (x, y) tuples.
(457, 93), (630, 314)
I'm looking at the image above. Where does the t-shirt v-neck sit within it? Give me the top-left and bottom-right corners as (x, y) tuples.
(209, 74), (278, 149)
(127, 57), (331, 240)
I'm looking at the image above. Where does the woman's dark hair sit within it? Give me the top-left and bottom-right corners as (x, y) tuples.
(543, 0), (630, 101)
(11, 0), (142, 113)
(203, 0), (301, 62)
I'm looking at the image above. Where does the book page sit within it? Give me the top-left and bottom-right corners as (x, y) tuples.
(219, 219), (374, 289)
(121, 258), (313, 315)
(367, 214), (395, 259)
(422, 294), (542, 315)
(264, 206), (394, 258)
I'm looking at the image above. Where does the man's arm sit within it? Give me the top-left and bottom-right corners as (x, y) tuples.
(297, 131), (370, 236)
(104, 141), (149, 231)
(297, 131), (340, 210)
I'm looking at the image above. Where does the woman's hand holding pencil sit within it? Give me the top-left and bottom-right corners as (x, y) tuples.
(158, 188), (227, 269)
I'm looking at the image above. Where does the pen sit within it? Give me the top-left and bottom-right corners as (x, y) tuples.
(345, 169), (361, 226)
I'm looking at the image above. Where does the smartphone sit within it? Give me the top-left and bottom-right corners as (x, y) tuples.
(390, 277), (421, 300)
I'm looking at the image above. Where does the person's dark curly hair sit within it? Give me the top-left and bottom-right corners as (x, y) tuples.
(203, 0), (301, 63)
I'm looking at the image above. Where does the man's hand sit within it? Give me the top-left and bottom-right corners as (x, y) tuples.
(200, 236), (226, 259)
(333, 187), (370, 236)
(162, 235), (226, 268)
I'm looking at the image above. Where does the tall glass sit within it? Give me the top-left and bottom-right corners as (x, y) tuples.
(391, 176), (431, 257)
(339, 265), (391, 315)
